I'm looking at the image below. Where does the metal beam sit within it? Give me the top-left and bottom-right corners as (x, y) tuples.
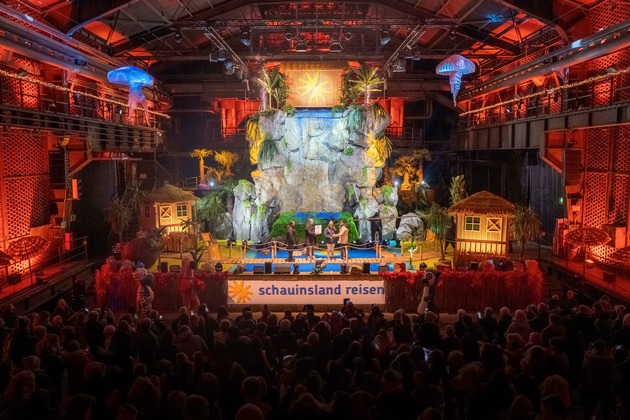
(494, 0), (569, 44)
(68, 0), (141, 36)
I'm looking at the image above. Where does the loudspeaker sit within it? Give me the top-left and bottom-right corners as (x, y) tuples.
(7, 274), (21, 285)
(349, 265), (363, 275)
(340, 263), (348, 274)
(363, 262), (371, 274)
(274, 264), (291, 275)
(264, 261), (272, 274)
(253, 265), (265, 274)
(469, 261), (479, 271)
(160, 262), (168, 273)
(378, 264), (389, 273)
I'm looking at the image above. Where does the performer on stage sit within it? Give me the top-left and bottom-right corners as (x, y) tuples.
(333, 220), (349, 260)
(133, 264), (155, 319)
(286, 220), (297, 262)
(324, 220), (336, 259)
(305, 218), (316, 261)
(180, 257), (204, 312)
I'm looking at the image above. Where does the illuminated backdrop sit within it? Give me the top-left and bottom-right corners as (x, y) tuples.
(280, 61), (343, 108)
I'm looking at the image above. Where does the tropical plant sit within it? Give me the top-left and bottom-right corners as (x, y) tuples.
(259, 135), (278, 163)
(394, 155), (416, 189)
(105, 197), (132, 250)
(339, 68), (361, 105)
(412, 148), (432, 186)
(246, 117), (262, 143)
(257, 67), (289, 109)
(368, 102), (388, 131)
(510, 204), (542, 262)
(343, 147), (354, 156)
(373, 133), (393, 161)
(187, 243), (208, 269)
(345, 103), (365, 134)
(180, 218), (196, 235)
(190, 149), (213, 182)
(206, 167), (226, 182)
(122, 179), (147, 216)
(449, 174), (468, 206)
(350, 66), (383, 104)
(418, 202), (451, 261)
(197, 193), (226, 235)
(214, 150), (238, 178)
(214, 179), (238, 213)
(331, 105), (346, 115)
(282, 104), (297, 116)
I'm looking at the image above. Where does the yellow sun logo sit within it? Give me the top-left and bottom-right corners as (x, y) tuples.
(228, 280), (253, 303)
(296, 71), (331, 106)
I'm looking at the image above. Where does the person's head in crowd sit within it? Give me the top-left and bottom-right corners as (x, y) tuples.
(425, 311), (437, 323)
(509, 394), (534, 420)
(514, 309), (528, 323)
(218, 318), (231, 333)
(506, 333), (524, 351)
(236, 403), (264, 420)
(566, 290), (575, 300)
(33, 325), (46, 342)
(64, 394), (96, 420)
(577, 305), (593, 316)
(614, 305), (626, 317)
(279, 318), (291, 331)
(541, 393), (568, 420)
(267, 314), (278, 326)
(116, 403), (138, 420)
(456, 308), (466, 319)
(216, 305), (230, 320)
(500, 307), (511, 318)
(181, 394), (210, 420)
(527, 332), (542, 346)
(480, 343), (505, 372)
(623, 313), (630, 328)
(85, 362), (107, 383)
(540, 374), (571, 410)
(419, 407), (443, 420)
(444, 324), (456, 337)
(21, 356), (40, 371)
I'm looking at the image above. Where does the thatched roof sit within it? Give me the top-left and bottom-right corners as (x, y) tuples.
(449, 191), (514, 215)
(148, 184), (199, 203)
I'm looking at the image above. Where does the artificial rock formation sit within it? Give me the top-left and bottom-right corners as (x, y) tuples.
(234, 108), (394, 242)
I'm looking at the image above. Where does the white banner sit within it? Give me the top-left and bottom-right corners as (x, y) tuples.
(227, 279), (385, 305)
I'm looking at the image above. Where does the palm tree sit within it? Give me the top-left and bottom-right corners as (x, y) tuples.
(214, 150), (239, 178)
(190, 149), (213, 182)
(257, 67), (287, 109)
(449, 174), (468, 205)
(180, 218), (196, 235)
(394, 155), (416, 190)
(350, 66), (383, 104)
(510, 204), (542, 262)
(412, 148), (432, 186)
(197, 193), (226, 235)
(105, 197), (132, 251)
(418, 202), (451, 261)
(122, 179), (148, 216)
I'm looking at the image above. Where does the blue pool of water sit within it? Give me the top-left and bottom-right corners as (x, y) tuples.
(239, 248), (388, 273)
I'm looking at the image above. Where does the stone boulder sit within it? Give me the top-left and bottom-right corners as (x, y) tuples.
(354, 196), (379, 241)
(214, 213), (233, 240)
(379, 204), (398, 240)
(396, 212), (425, 242)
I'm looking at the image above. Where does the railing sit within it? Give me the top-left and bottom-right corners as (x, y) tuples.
(455, 238), (508, 257)
(0, 234), (89, 288)
(455, 71), (630, 131)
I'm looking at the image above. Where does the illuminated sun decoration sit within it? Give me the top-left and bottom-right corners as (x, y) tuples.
(297, 71), (331, 106)
(228, 280), (253, 303)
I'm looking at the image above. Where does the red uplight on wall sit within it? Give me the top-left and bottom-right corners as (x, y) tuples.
(71, 178), (79, 200)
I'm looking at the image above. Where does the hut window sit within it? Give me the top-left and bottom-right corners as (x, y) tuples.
(160, 206), (171, 219)
(464, 216), (480, 231)
(176, 203), (188, 218)
(487, 217), (501, 232)
(144, 205), (150, 218)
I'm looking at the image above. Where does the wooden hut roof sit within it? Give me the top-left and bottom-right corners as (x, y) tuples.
(148, 184), (199, 203)
(449, 191), (514, 215)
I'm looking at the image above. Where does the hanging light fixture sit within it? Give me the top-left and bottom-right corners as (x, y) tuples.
(285, 30), (293, 41)
(449, 28), (457, 40)
(174, 30), (183, 43)
(436, 54), (476, 106)
(240, 27), (251, 46)
(295, 35), (308, 52)
(380, 28), (391, 45)
(329, 34), (342, 52)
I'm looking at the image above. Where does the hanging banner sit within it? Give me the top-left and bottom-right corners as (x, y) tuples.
(280, 62), (344, 108)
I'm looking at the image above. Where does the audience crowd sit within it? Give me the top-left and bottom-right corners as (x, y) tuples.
(0, 290), (629, 419)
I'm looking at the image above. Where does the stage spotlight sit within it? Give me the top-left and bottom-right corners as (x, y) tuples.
(380, 28), (391, 45)
(216, 49), (227, 61)
(343, 31), (353, 41)
(241, 27), (251, 46)
(285, 31), (293, 41)
(449, 28), (457, 40)
(174, 30), (183, 43)
(295, 35), (308, 52)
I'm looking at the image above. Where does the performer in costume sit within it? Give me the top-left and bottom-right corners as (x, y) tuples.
(417, 269), (440, 315)
(180, 257), (204, 312)
(133, 263), (154, 319)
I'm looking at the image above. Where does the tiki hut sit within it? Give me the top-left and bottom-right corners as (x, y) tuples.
(449, 191), (515, 258)
(140, 184), (199, 233)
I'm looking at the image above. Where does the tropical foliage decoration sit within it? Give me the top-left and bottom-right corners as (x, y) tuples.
(197, 194), (226, 235)
(449, 174), (468, 205)
(104, 197), (132, 247)
(350, 66), (383, 104)
(190, 148), (213, 181)
(257, 67), (289, 109)
(373, 132), (393, 161)
(258, 135), (279, 163)
(214, 151), (238, 178)
(510, 204), (542, 262)
(345, 103), (365, 134)
(418, 202), (451, 261)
